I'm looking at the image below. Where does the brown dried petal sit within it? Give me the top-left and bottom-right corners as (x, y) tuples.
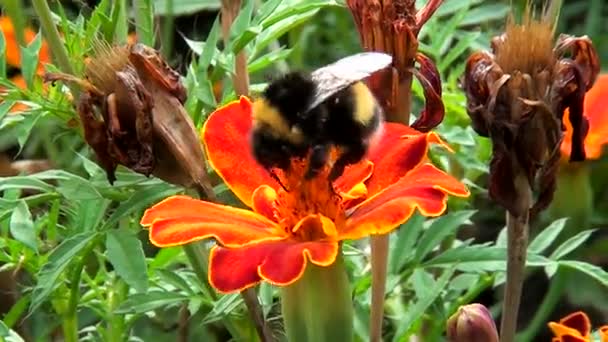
(410, 53), (444, 132)
(553, 59), (589, 162)
(128, 43), (187, 103)
(554, 34), (600, 90)
(77, 92), (117, 183)
(463, 51), (501, 137)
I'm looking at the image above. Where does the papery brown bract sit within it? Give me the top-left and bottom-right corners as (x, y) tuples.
(462, 10), (599, 218)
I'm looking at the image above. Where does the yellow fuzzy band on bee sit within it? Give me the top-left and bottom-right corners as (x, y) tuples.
(252, 98), (304, 144)
(351, 82), (377, 125)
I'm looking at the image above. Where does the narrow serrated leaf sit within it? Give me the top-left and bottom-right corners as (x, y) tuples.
(115, 292), (188, 314)
(10, 201), (37, 251)
(560, 260), (608, 287)
(106, 229), (148, 293)
(30, 232), (98, 313)
(414, 210), (475, 263)
(550, 229), (596, 260)
(392, 268), (456, 341)
(528, 218), (568, 255)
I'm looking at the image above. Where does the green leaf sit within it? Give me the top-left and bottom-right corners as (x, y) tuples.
(154, 269), (194, 295)
(106, 228), (149, 293)
(15, 113), (43, 153)
(19, 32), (43, 88)
(115, 291), (188, 314)
(202, 293), (242, 323)
(229, 0), (256, 52)
(153, 0), (220, 15)
(0, 320), (25, 342)
(550, 229), (596, 260)
(30, 232), (98, 313)
(388, 213), (425, 274)
(560, 260), (608, 287)
(198, 17), (221, 71)
(392, 268), (456, 341)
(254, 0), (283, 24)
(414, 210), (475, 263)
(528, 218), (568, 255)
(0, 29), (6, 78)
(150, 247), (182, 269)
(10, 201), (37, 252)
(459, 4), (510, 26)
(437, 31), (480, 72)
(248, 48), (292, 74)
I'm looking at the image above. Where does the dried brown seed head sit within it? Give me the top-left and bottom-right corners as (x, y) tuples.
(84, 40), (131, 94)
(494, 5), (557, 75)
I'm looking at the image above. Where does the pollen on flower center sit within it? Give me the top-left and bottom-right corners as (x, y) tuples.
(272, 152), (346, 240)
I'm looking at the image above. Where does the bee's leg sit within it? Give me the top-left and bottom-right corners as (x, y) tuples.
(305, 144), (330, 179)
(328, 142), (367, 182)
(269, 169), (289, 192)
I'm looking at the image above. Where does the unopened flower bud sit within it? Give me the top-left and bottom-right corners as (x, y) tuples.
(446, 303), (499, 342)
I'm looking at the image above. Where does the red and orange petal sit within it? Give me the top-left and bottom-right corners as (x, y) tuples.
(202, 97), (279, 207)
(341, 163), (469, 240)
(140, 195), (285, 248)
(209, 240), (339, 293)
(366, 122), (447, 196)
(0, 16), (50, 72)
(549, 311), (592, 341)
(562, 74), (608, 160)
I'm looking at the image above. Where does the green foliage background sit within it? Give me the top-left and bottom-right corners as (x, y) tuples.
(0, 0), (606, 341)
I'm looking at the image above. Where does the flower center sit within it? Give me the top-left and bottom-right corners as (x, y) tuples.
(273, 152), (345, 241)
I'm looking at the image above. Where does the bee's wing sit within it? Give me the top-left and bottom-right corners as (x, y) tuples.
(306, 52), (392, 111)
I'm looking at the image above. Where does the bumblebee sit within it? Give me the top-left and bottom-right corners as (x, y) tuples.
(251, 52), (392, 183)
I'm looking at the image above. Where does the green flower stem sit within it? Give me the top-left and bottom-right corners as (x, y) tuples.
(108, 277), (128, 342)
(133, 0), (155, 46)
(281, 252), (353, 342)
(4, 0), (26, 46)
(370, 235), (389, 342)
(516, 267), (567, 342)
(31, 0), (74, 76)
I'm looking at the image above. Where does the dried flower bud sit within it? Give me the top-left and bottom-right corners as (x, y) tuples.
(346, 0), (445, 128)
(446, 303), (499, 342)
(463, 6), (599, 218)
(45, 42), (213, 195)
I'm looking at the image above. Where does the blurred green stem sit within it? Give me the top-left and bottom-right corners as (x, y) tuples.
(108, 277), (128, 342)
(4, 0), (26, 46)
(161, 0), (175, 59)
(31, 0), (74, 76)
(133, 0), (154, 46)
(517, 268), (567, 342)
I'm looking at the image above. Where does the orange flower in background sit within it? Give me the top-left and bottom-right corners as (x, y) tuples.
(0, 16), (50, 73)
(141, 97), (468, 293)
(549, 311), (608, 342)
(562, 74), (608, 160)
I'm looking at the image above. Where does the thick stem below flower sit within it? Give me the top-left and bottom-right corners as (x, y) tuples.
(281, 252), (353, 342)
(500, 176), (531, 342)
(370, 235), (389, 342)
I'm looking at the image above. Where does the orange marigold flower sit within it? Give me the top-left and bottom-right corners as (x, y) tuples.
(141, 97), (469, 293)
(549, 311), (592, 342)
(0, 16), (50, 73)
(562, 74), (608, 160)
(600, 326), (608, 342)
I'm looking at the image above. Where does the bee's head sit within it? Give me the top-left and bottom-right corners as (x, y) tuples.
(250, 124), (308, 172)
